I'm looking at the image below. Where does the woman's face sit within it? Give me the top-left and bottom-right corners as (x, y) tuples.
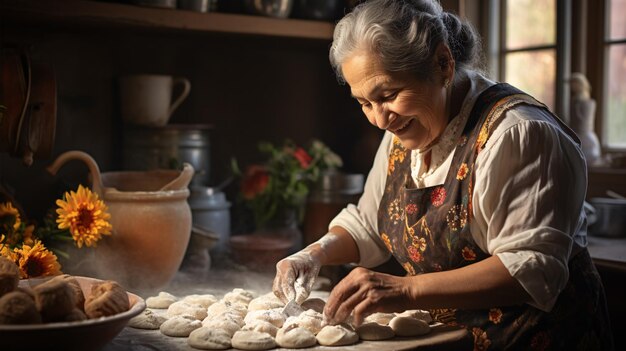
(342, 52), (448, 150)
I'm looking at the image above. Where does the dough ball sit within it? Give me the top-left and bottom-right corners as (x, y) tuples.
(128, 309), (167, 329)
(276, 325), (317, 348)
(63, 308), (87, 322)
(283, 309), (323, 335)
(248, 295), (284, 311)
(357, 322), (395, 340)
(223, 288), (255, 307)
(33, 279), (76, 322)
(202, 317), (241, 337)
(188, 327), (232, 350)
(231, 330), (276, 350)
(182, 294), (217, 308)
(316, 324), (359, 346)
(0, 291), (41, 324)
(242, 319), (279, 337)
(167, 301), (207, 320)
(395, 309), (433, 323)
(208, 300), (247, 319)
(364, 312), (396, 325)
(206, 310), (245, 327)
(160, 314), (202, 337)
(0, 256), (19, 297)
(244, 308), (285, 328)
(84, 281), (129, 319)
(388, 316), (431, 337)
(206, 301), (229, 316)
(49, 274), (85, 312)
(146, 291), (178, 309)
(300, 298), (325, 314)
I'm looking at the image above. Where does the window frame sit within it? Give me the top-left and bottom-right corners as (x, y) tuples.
(492, 0), (571, 120)
(588, 0), (626, 152)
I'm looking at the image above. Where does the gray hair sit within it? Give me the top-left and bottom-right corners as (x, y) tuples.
(329, 0), (481, 83)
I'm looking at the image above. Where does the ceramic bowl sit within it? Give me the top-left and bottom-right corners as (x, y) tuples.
(0, 276), (146, 351)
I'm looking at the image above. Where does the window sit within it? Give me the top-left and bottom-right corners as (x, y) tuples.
(604, 0), (626, 148)
(502, 0), (557, 111)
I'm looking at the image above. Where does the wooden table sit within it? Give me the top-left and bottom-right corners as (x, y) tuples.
(102, 269), (471, 351)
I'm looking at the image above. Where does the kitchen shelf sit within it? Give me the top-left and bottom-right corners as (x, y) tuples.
(0, 0), (336, 40)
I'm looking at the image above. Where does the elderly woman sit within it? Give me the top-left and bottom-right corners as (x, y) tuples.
(273, 0), (612, 349)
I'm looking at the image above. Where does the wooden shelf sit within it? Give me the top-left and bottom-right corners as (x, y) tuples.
(0, 0), (335, 40)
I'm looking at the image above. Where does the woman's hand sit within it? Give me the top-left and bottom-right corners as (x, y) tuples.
(272, 250), (323, 304)
(323, 267), (415, 326)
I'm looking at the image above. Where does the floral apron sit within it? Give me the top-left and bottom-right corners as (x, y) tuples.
(377, 83), (614, 350)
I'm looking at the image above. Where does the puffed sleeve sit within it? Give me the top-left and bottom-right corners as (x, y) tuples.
(328, 132), (392, 268)
(471, 105), (588, 312)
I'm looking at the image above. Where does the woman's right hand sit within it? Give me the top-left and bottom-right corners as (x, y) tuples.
(272, 250), (322, 304)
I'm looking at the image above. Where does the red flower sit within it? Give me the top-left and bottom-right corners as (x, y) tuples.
(241, 165), (269, 199)
(293, 147), (312, 169)
(488, 308), (502, 324)
(461, 246), (476, 261)
(405, 203), (418, 215)
(407, 245), (423, 263)
(430, 187), (447, 207)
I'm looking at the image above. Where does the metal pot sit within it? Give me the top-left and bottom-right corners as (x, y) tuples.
(243, 0), (293, 18)
(588, 197), (626, 238)
(122, 124), (212, 187)
(188, 186), (231, 253)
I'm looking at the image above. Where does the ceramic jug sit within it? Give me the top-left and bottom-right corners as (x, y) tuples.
(47, 150), (194, 291)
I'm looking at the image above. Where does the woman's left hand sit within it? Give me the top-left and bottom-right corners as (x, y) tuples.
(323, 267), (416, 326)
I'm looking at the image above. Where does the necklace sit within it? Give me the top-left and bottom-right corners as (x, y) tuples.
(411, 82), (461, 185)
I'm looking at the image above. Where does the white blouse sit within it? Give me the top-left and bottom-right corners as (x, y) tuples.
(328, 73), (588, 312)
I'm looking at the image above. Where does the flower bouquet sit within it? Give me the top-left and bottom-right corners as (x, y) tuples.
(233, 139), (342, 230)
(0, 185), (112, 279)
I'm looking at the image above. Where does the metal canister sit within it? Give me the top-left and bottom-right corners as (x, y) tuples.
(122, 124), (212, 187)
(302, 172), (364, 245)
(188, 186), (232, 253)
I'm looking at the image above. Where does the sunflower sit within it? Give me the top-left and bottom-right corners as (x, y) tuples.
(0, 234), (15, 261)
(56, 185), (112, 248)
(14, 240), (61, 279)
(0, 201), (21, 231)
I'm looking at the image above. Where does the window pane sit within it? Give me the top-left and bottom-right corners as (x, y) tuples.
(506, 0), (556, 49)
(609, 0), (626, 39)
(505, 50), (556, 111)
(605, 44), (626, 147)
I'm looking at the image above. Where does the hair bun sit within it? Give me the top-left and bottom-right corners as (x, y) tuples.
(441, 12), (478, 66)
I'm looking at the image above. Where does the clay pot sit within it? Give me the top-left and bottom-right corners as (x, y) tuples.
(230, 234), (292, 271)
(47, 150), (194, 291)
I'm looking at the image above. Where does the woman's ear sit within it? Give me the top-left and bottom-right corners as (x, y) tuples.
(434, 43), (455, 78)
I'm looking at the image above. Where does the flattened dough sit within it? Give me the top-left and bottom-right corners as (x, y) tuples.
(231, 330), (276, 350)
(159, 315), (202, 337)
(363, 312), (396, 325)
(188, 327), (232, 350)
(389, 316), (431, 336)
(242, 319), (279, 337)
(300, 298), (325, 314)
(182, 294), (217, 308)
(395, 309), (433, 323)
(276, 326), (317, 348)
(202, 318), (241, 337)
(167, 301), (207, 320)
(244, 308), (285, 328)
(146, 292), (178, 309)
(316, 324), (359, 346)
(357, 322), (395, 340)
(128, 309), (167, 329)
